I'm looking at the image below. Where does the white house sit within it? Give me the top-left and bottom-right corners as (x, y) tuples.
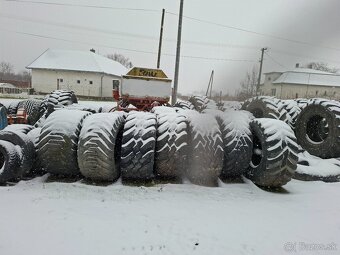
(27, 49), (127, 98)
(260, 67), (340, 100)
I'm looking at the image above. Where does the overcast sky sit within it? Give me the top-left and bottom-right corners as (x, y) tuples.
(1, 0), (340, 95)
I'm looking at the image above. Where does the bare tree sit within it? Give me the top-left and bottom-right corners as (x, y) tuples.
(305, 62), (339, 74)
(106, 53), (133, 69)
(237, 65), (258, 100)
(0, 61), (14, 79)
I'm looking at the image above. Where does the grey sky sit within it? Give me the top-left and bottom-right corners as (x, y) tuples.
(1, 0), (340, 95)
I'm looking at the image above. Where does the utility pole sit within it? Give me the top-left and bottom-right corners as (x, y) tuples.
(157, 9), (165, 69)
(172, 0), (184, 105)
(257, 47), (267, 95)
(205, 70), (214, 98)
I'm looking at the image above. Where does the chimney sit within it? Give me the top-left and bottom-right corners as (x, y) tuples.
(295, 63), (300, 68)
(90, 48), (95, 53)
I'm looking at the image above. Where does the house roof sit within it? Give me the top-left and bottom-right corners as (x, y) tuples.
(27, 49), (128, 76)
(270, 68), (340, 87)
(265, 68), (334, 75)
(0, 83), (16, 88)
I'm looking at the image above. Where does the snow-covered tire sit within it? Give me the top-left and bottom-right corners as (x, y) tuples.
(120, 111), (157, 180)
(41, 90), (78, 112)
(27, 128), (43, 175)
(0, 140), (22, 183)
(7, 101), (20, 115)
(78, 113), (125, 182)
(154, 111), (188, 178)
(279, 100), (301, 129)
(189, 95), (210, 112)
(185, 111), (224, 186)
(218, 110), (254, 177)
(3, 124), (34, 134)
(37, 110), (91, 176)
(0, 130), (35, 176)
(245, 118), (299, 187)
(173, 100), (195, 110)
(0, 106), (8, 130)
(295, 99), (340, 159)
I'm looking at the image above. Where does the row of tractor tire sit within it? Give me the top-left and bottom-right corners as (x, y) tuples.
(0, 102), (299, 188)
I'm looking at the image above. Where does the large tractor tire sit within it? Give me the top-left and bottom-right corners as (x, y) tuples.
(185, 111), (224, 186)
(0, 130), (35, 176)
(295, 98), (340, 159)
(0, 140), (22, 183)
(3, 124), (34, 134)
(242, 96), (290, 124)
(37, 109), (91, 176)
(154, 111), (189, 179)
(41, 90), (78, 112)
(78, 113), (125, 182)
(27, 127), (44, 175)
(279, 100), (301, 129)
(173, 100), (195, 110)
(120, 111), (157, 180)
(189, 95), (217, 112)
(218, 110), (254, 177)
(245, 118), (299, 187)
(7, 101), (20, 115)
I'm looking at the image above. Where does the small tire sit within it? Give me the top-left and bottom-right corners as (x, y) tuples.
(7, 101), (20, 115)
(78, 113), (125, 182)
(295, 98), (340, 159)
(37, 109), (91, 175)
(154, 111), (189, 178)
(185, 111), (224, 186)
(41, 90), (78, 112)
(0, 140), (22, 183)
(218, 110), (254, 177)
(245, 118), (299, 187)
(0, 130), (35, 176)
(189, 95), (210, 112)
(120, 111), (157, 180)
(173, 100), (195, 110)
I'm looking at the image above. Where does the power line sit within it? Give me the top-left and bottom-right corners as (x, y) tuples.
(166, 11), (340, 52)
(265, 52), (287, 68)
(0, 28), (257, 62)
(2, 0), (159, 12)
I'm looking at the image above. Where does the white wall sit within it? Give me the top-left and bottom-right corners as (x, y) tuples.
(261, 73), (340, 100)
(31, 69), (120, 98)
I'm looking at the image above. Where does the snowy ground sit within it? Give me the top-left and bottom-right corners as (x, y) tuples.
(0, 176), (339, 255)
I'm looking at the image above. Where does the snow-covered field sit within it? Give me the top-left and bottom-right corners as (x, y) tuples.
(0, 176), (339, 255)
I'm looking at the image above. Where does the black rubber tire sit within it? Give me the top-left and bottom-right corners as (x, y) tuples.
(218, 110), (254, 177)
(154, 111), (189, 178)
(41, 90), (78, 112)
(0, 130), (35, 176)
(185, 111), (224, 186)
(7, 101), (20, 115)
(295, 98), (340, 159)
(245, 118), (299, 187)
(77, 113), (125, 182)
(279, 100), (301, 129)
(173, 100), (195, 110)
(3, 124), (34, 134)
(37, 109), (91, 176)
(120, 111), (157, 180)
(189, 95), (210, 112)
(27, 127), (44, 175)
(0, 140), (22, 183)
(242, 96), (289, 124)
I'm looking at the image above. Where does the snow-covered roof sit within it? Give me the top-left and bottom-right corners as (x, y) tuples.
(271, 68), (340, 87)
(0, 83), (16, 88)
(27, 49), (128, 76)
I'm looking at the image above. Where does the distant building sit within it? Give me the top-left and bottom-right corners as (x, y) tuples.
(27, 49), (127, 98)
(0, 83), (22, 94)
(260, 67), (340, 100)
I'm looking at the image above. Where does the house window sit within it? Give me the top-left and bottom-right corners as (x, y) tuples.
(316, 90), (318, 96)
(296, 93), (299, 98)
(112, 80), (120, 90)
(271, 88), (276, 96)
(89, 81), (93, 85)
(268, 77), (271, 81)
(77, 80), (80, 84)
(324, 91), (327, 96)
(59, 79), (63, 83)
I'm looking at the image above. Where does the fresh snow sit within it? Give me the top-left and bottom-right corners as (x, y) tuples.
(0, 176), (340, 255)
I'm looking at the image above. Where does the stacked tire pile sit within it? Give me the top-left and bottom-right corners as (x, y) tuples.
(242, 96), (340, 182)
